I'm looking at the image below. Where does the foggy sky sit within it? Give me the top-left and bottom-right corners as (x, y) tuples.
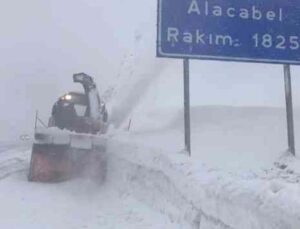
(1, 0), (300, 141)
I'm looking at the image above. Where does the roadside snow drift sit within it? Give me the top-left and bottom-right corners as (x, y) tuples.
(107, 134), (300, 229)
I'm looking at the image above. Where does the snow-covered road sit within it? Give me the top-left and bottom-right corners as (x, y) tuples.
(0, 144), (178, 229)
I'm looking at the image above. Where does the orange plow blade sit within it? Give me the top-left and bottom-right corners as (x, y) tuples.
(28, 144), (72, 182)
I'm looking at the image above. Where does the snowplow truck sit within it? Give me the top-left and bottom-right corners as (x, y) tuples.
(28, 73), (108, 182)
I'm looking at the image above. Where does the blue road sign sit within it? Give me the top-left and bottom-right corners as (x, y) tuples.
(157, 0), (300, 64)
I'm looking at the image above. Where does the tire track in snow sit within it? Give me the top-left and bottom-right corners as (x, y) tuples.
(0, 142), (30, 180)
(0, 158), (28, 180)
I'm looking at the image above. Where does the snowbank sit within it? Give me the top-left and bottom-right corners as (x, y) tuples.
(107, 134), (300, 229)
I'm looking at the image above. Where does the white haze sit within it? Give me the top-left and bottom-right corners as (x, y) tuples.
(1, 0), (300, 141)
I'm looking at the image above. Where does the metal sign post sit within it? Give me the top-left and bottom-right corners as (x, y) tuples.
(284, 64), (296, 155)
(183, 59), (191, 156)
